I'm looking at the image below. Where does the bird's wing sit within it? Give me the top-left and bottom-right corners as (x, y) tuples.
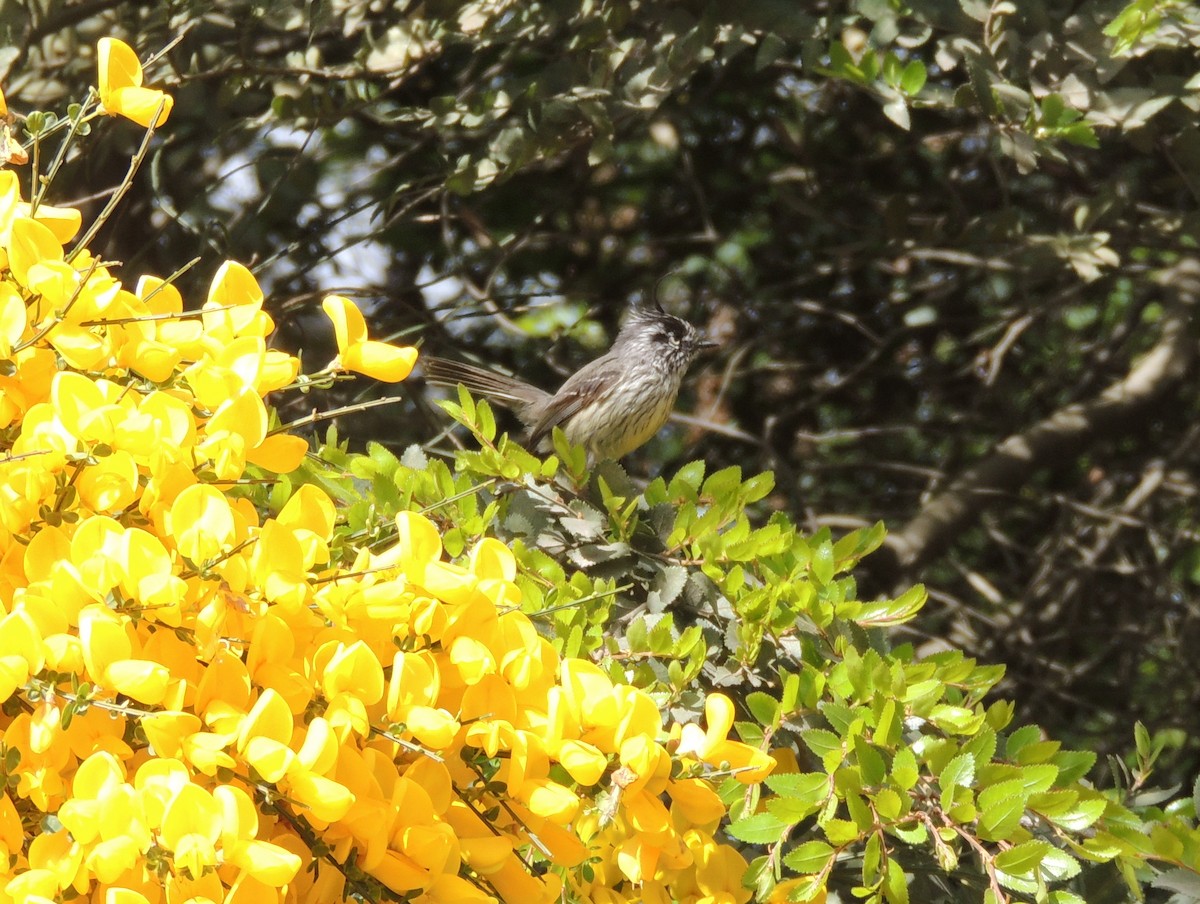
(528, 362), (617, 447)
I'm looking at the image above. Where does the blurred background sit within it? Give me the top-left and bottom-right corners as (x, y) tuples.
(4, 0), (1200, 783)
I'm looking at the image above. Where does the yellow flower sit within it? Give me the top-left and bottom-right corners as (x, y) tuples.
(96, 38), (173, 128)
(667, 778), (726, 827)
(319, 640), (384, 705)
(321, 295), (418, 382)
(225, 837), (302, 886)
(170, 484), (236, 564)
(677, 693), (776, 784)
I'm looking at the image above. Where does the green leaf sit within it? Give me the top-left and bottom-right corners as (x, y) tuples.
(1047, 797), (1107, 832)
(900, 60), (926, 95)
(776, 877), (827, 903)
(1015, 763), (1059, 794)
(978, 778), (1027, 811)
(890, 747), (919, 791)
(476, 398), (496, 440)
(802, 729), (842, 763)
(766, 772), (830, 801)
(781, 671), (801, 714)
(1027, 788), (1079, 817)
(783, 840), (834, 875)
(1040, 848), (1082, 882)
(882, 52), (902, 87)
(1014, 739), (1060, 765)
(846, 791), (874, 830)
(702, 465), (742, 500)
(928, 704), (984, 735)
(811, 542), (835, 585)
(1104, 0), (1163, 55)
(862, 831), (882, 885)
(859, 49), (879, 82)
(1004, 724), (1042, 759)
(995, 867), (1038, 895)
(754, 32), (788, 71)
(874, 698), (899, 747)
(747, 691), (781, 727)
(891, 822), (928, 846)
(828, 41), (857, 79)
(854, 736), (887, 786)
(1048, 893), (1086, 904)
(823, 818), (860, 845)
(994, 839), (1050, 875)
(978, 794), (1026, 841)
(1134, 720), (1152, 758)
(872, 787), (903, 820)
(741, 471), (776, 503)
(729, 811), (793, 844)
(1041, 93), (1065, 127)
(668, 460), (706, 498)
(939, 753), (975, 791)
(821, 701), (862, 737)
(857, 584), (927, 626)
(626, 617), (649, 651)
(883, 857), (909, 904)
(768, 794), (824, 823)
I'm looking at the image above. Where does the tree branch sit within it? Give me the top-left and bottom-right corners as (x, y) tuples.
(877, 259), (1200, 584)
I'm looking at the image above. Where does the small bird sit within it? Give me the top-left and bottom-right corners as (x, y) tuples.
(423, 303), (717, 461)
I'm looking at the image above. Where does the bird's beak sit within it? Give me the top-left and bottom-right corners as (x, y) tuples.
(699, 339), (719, 352)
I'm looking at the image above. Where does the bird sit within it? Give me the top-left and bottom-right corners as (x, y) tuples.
(422, 303), (717, 461)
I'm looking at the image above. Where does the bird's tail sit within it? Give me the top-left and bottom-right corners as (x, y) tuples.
(421, 356), (549, 421)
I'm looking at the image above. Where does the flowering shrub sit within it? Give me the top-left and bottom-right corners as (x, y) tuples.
(0, 41), (773, 904)
(5, 36), (1200, 904)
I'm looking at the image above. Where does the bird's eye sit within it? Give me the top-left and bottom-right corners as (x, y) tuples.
(659, 321), (686, 344)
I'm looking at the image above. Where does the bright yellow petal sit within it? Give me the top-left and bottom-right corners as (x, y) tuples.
(20, 202), (82, 242)
(76, 449), (140, 513)
(103, 883), (152, 897)
(294, 717), (339, 775)
(140, 711), (202, 760)
(320, 295), (366, 353)
(246, 433), (308, 473)
(667, 778), (727, 826)
(522, 778), (579, 824)
(214, 785), (259, 845)
(321, 640), (384, 705)
(556, 740), (607, 786)
(237, 688), (294, 748)
(207, 388), (268, 448)
(241, 736), (295, 783)
(204, 261), (265, 334)
(460, 836), (513, 875)
(171, 483), (235, 563)
(404, 706), (460, 750)
(470, 537), (517, 582)
(0, 283), (27, 354)
(342, 340), (418, 382)
(106, 86), (173, 128)
(97, 39), (173, 127)
(97, 38), (144, 96)
(104, 659), (171, 705)
(9, 217), (64, 285)
(281, 771), (355, 822)
(394, 510), (443, 568)
(225, 839), (302, 887)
